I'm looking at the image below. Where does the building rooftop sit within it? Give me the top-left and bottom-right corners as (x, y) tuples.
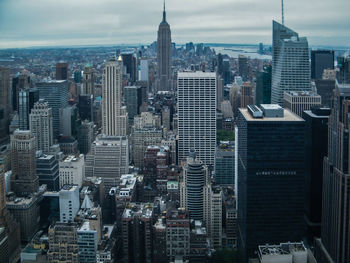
(178, 71), (216, 78)
(258, 242), (307, 259)
(123, 203), (153, 219)
(240, 108), (303, 122)
(284, 90), (320, 97)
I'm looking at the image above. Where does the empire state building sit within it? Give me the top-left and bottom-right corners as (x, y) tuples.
(156, 1), (172, 91)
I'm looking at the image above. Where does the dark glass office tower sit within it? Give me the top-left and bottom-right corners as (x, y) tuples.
(255, 65), (272, 105)
(78, 94), (93, 122)
(36, 154), (59, 191)
(18, 88), (39, 130)
(121, 52), (137, 83)
(303, 107), (330, 243)
(315, 79), (336, 107)
(56, 62), (68, 80)
(237, 104), (306, 262)
(311, 50), (334, 80)
(124, 86), (142, 123)
(315, 84), (350, 263)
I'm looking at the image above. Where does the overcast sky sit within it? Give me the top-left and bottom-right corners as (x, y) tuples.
(0, 0), (349, 49)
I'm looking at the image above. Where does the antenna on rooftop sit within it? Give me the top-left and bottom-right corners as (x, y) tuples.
(281, 0), (285, 25)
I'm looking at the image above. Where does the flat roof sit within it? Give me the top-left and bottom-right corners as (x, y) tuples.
(240, 108), (304, 122)
(178, 71), (216, 78)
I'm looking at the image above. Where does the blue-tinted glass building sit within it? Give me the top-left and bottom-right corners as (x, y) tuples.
(36, 154), (59, 191)
(215, 142), (235, 185)
(237, 104), (306, 261)
(36, 80), (68, 137)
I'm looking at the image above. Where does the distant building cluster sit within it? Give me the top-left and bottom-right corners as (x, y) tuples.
(0, 3), (349, 263)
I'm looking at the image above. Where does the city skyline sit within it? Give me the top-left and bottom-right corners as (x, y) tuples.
(0, 0), (349, 49)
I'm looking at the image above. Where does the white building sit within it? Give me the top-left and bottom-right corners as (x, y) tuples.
(258, 242), (308, 263)
(102, 56), (128, 136)
(177, 71), (216, 166)
(59, 154), (85, 188)
(85, 135), (129, 191)
(59, 185), (80, 223)
(29, 99), (53, 153)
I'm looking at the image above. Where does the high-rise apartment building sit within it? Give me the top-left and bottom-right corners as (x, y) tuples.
(237, 104), (306, 261)
(77, 221), (98, 263)
(315, 84), (350, 263)
(166, 208), (190, 261)
(56, 62), (68, 80)
(271, 21), (311, 105)
(283, 91), (322, 117)
(85, 135), (129, 191)
(240, 82), (254, 108)
(36, 80), (69, 137)
(180, 150), (208, 221)
(102, 57), (128, 136)
(10, 130), (39, 196)
(177, 71), (216, 166)
(82, 64), (95, 96)
(156, 2), (172, 91)
(29, 99), (53, 153)
(203, 185), (222, 249)
(59, 185), (80, 223)
(0, 67), (11, 142)
(122, 203), (153, 263)
(47, 222), (79, 263)
(311, 50), (334, 80)
(59, 155), (85, 189)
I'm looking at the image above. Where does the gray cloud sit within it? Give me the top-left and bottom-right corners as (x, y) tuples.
(0, 0), (349, 48)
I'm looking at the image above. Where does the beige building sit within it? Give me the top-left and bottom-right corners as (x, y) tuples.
(283, 91), (321, 117)
(29, 99), (53, 153)
(102, 57), (128, 136)
(47, 222), (78, 263)
(10, 130), (39, 196)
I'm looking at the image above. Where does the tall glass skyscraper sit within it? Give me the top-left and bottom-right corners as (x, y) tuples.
(156, 2), (172, 91)
(237, 104), (306, 261)
(271, 20), (311, 105)
(177, 71), (216, 166)
(36, 80), (68, 138)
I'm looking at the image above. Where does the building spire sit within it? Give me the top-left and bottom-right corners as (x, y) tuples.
(163, 0), (166, 22)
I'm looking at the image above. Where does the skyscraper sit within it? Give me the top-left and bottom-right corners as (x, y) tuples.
(311, 50), (334, 80)
(180, 150), (208, 221)
(29, 99), (53, 153)
(82, 64), (95, 96)
(271, 21), (311, 105)
(102, 57), (128, 136)
(18, 88), (39, 130)
(238, 55), (248, 81)
(124, 86), (142, 123)
(256, 65), (272, 105)
(56, 62), (68, 80)
(85, 135), (129, 191)
(156, 2), (172, 91)
(177, 71), (216, 166)
(36, 80), (69, 137)
(0, 67), (11, 142)
(10, 130), (39, 196)
(237, 104), (306, 261)
(303, 107), (330, 242)
(315, 84), (350, 263)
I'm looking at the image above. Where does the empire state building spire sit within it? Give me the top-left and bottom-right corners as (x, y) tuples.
(163, 0), (166, 22)
(156, 0), (172, 91)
